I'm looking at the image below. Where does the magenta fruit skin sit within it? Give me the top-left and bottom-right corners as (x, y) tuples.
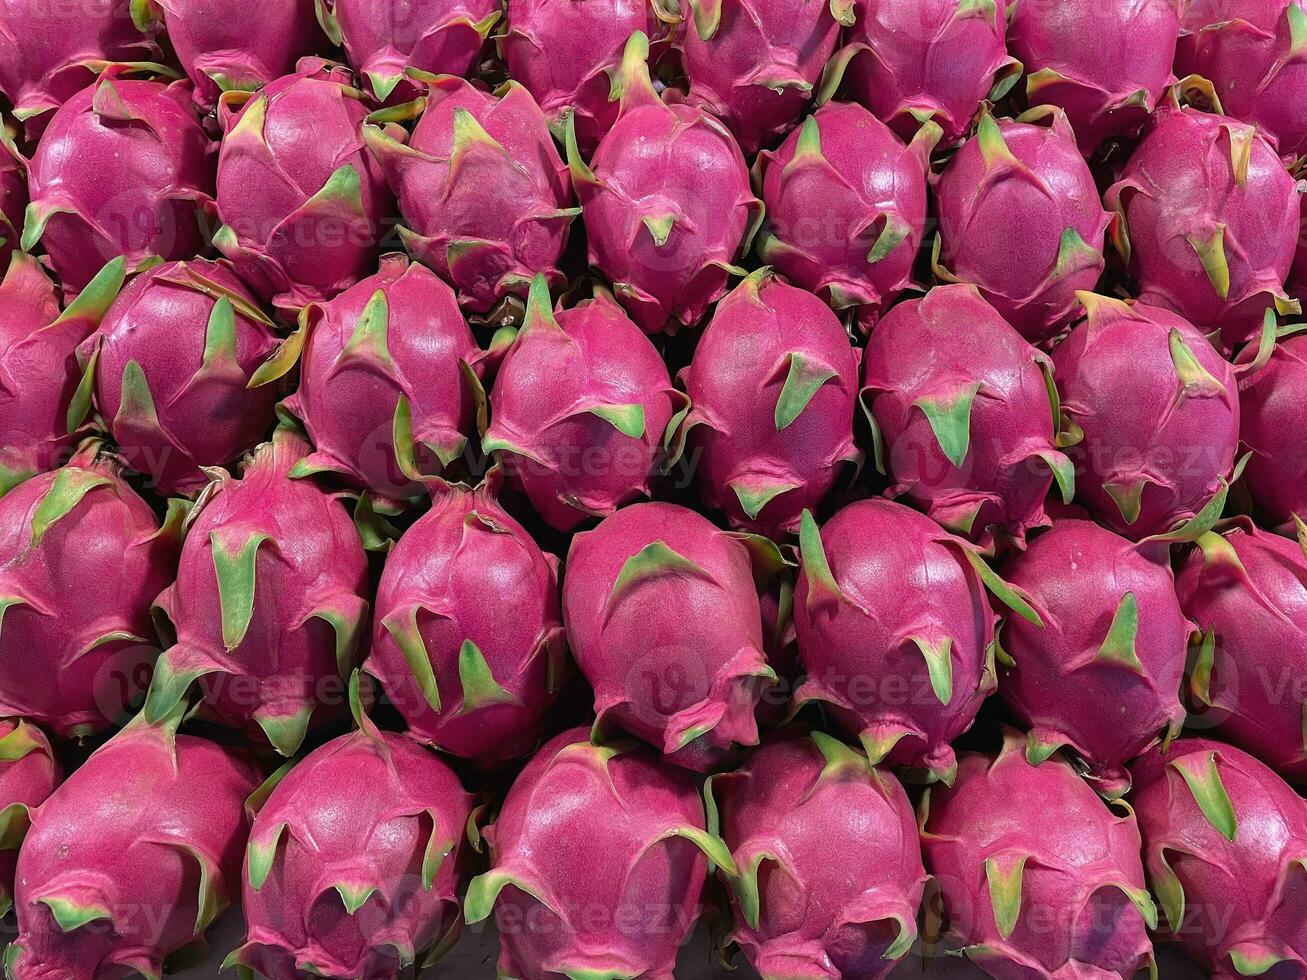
(1237, 332), (1307, 530)
(0, 129), (25, 272)
(0, 719), (62, 919)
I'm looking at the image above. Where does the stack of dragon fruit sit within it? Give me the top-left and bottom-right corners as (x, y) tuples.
(1, 0), (1307, 977)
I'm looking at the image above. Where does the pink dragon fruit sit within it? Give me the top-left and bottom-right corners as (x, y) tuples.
(7, 705), (259, 980)
(678, 271), (862, 538)
(1006, 0), (1181, 154)
(130, 0), (321, 112)
(754, 101), (935, 331)
(214, 58), (392, 314)
(997, 519), (1190, 798)
(367, 483), (565, 764)
(1105, 103), (1302, 349)
(794, 499), (1042, 785)
(483, 275), (685, 532)
(278, 254), (493, 509)
(675, 0), (841, 155)
(709, 730), (927, 979)
(145, 431), (370, 757)
(1237, 329), (1307, 530)
(1052, 293), (1242, 540)
(464, 727), (737, 980)
(74, 258), (287, 497)
(21, 70), (215, 297)
(0, 122), (24, 271)
(562, 502), (775, 771)
(819, 0), (1021, 146)
(317, 0), (501, 103)
(0, 453), (180, 736)
(921, 729), (1158, 978)
(1176, 522), (1307, 782)
(227, 676), (477, 979)
(567, 31), (762, 334)
(0, 255), (123, 496)
(364, 75), (577, 319)
(861, 284), (1074, 551)
(1288, 196), (1307, 306)
(501, 0), (672, 155)
(933, 107), (1111, 343)
(0, 719), (61, 918)
(1130, 737), (1307, 976)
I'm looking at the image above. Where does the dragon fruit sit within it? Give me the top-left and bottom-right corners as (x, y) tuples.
(0, 122), (23, 270)
(145, 431), (370, 757)
(678, 270), (862, 538)
(227, 676), (477, 979)
(73, 258), (286, 497)
(7, 705), (259, 980)
(562, 502), (775, 771)
(1052, 293), (1242, 540)
(0, 255), (123, 497)
(317, 0), (501, 103)
(214, 58), (392, 314)
(920, 729), (1158, 978)
(1176, 522), (1307, 782)
(675, 0), (841, 155)
(364, 75), (577, 319)
(464, 727), (737, 980)
(1105, 103), (1302, 349)
(483, 275), (685, 532)
(367, 483), (565, 764)
(501, 0), (671, 155)
(861, 284), (1074, 551)
(1130, 737), (1307, 976)
(1006, 0), (1181, 153)
(933, 107), (1111, 343)
(1237, 330), (1307, 530)
(754, 101), (935, 331)
(567, 31), (761, 334)
(997, 519), (1189, 798)
(0, 453), (180, 736)
(709, 730), (927, 979)
(21, 70), (215, 297)
(819, 0), (1021, 146)
(794, 499), (1040, 785)
(130, 0), (321, 112)
(0, 719), (61, 918)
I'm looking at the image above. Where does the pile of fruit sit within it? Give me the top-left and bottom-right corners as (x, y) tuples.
(1, 0), (1306, 977)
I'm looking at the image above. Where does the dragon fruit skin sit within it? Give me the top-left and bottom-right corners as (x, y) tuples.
(76, 258), (285, 497)
(7, 709), (260, 980)
(921, 730), (1158, 978)
(22, 72), (216, 298)
(145, 432), (369, 758)
(1130, 737), (1307, 977)
(679, 271), (862, 538)
(754, 101), (933, 331)
(1051, 294), (1241, 540)
(214, 58), (392, 314)
(710, 730), (926, 980)
(367, 485), (565, 764)
(0, 719), (61, 919)
(933, 108), (1110, 344)
(0, 458), (180, 736)
(464, 727), (737, 980)
(861, 284), (1073, 552)
(0, 125), (24, 271)
(1006, 0), (1181, 154)
(1176, 523), (1307, 782)
(484, 276), (684, 533)
(1237, 332), (1307, 530)
(1105, 104), (1302, 349)
(562, 502), (774, 771)
(675, 0), (841, 156)
(821, 0), (1021, 147)
(568, 31), (762, 335)
(281, 254), (489, 509)
(229, 685), (476, 979)
(0, 255), (123, 497)
(364, 75), (577, 318)
(997, 519), (1189, 798)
